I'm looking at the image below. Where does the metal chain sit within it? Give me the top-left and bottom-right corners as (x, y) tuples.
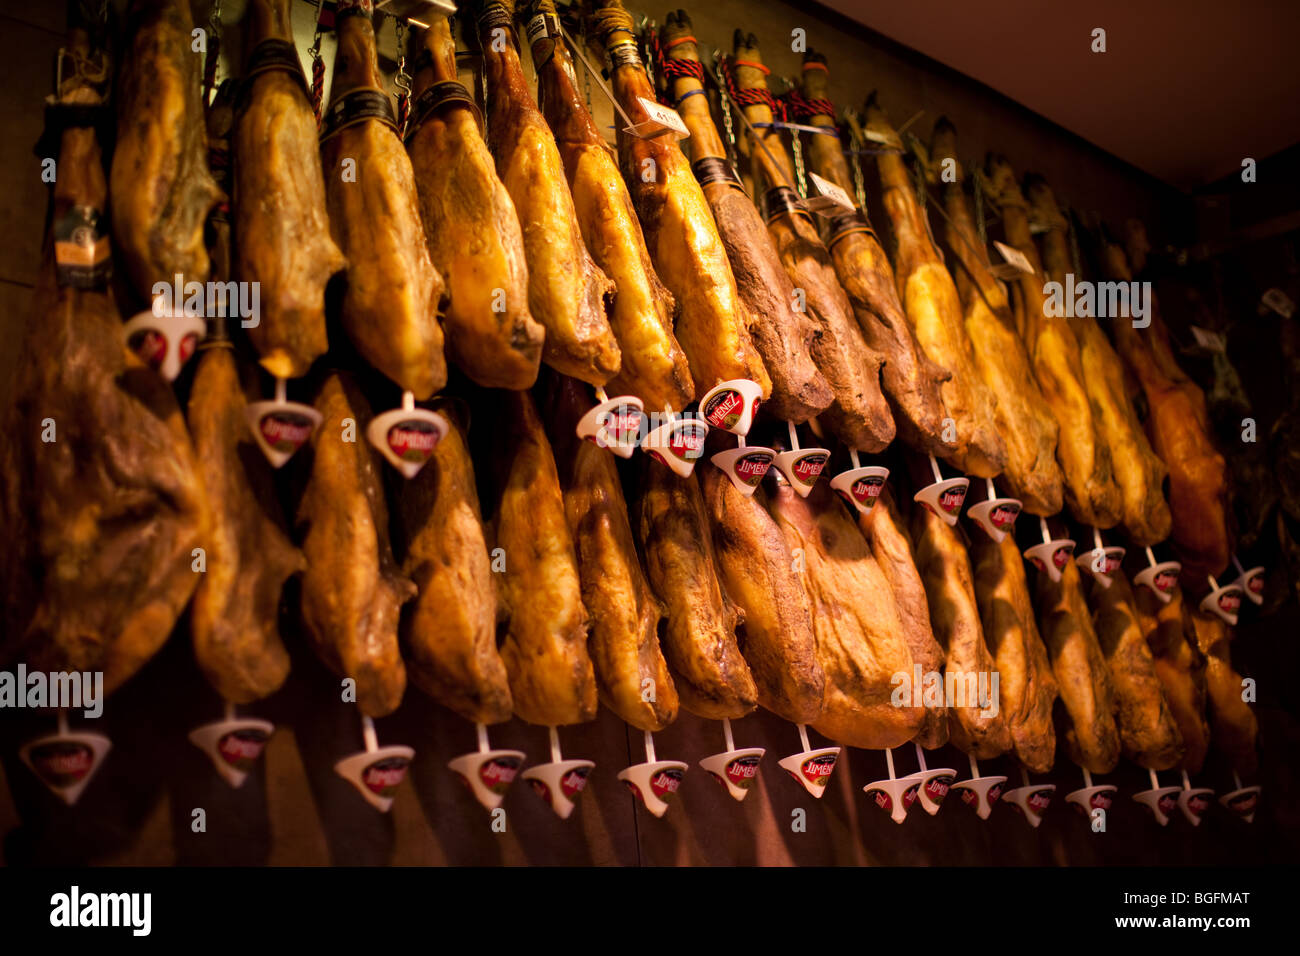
(790, 129), (807, 198)
(394, 17), (411, 137)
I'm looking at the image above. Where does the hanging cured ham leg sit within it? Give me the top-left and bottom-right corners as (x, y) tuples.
(547, 377), (678, 731)
(659, 13), (830, 422)
(188, 329), (302, 705)
(768, 483), (922, 749)
(476, 0), (620, 387)
(1, 21), (208, 697)
(530, 2), (693, 413)
(730, 34), (895, 452)
(111, 0), (221, 303)
(1084, 571), (1184, 770)
(927, 122), (1062, 515)
(1026, 177), (1171, 545)
(968, 528), (1057, 772)
(859, 490), (949, 748)
(797, 52), (950, 453)
(588, 1), (771, 400)
(636, 466), (758, 720)
(1135, 585), (1210, 773)
(321, 1), (445, 400)
(405, 16), (543, 390)
(862, 96), (1004, 476)
(700, 467), (825, 724)
(298, 373), (414, 718)
(1033, 557), (1120, 774)
(984, 157), (1121, 528)
(1101, 239), (1231, 579)
(393, 405), (513, 727)
(486, 389), (599, 727)
(911, 508), (1012, 758)
(235, 0), (344, 378)
(1188, 610), (1258, 775)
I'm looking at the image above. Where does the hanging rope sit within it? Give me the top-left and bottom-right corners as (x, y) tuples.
(717, 53), (784, 120)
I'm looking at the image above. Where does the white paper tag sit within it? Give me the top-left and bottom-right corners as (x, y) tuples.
(625, 96), (689, 139)
(799, 171), (855, 214)
(1190, 325), (1227, 352)
(861, 127), (890, 145)
(1262, 287), (1295, 319)
(993, 241), (1035, 274)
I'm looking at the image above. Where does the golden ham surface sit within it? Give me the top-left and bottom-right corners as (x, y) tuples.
(234, 0), (345, 379)
(406, 15), (544, 390)
(589, 1), (771, 401)
(660, 13), (831, 422)
(731, 33), (895, 452)
(799, 52), (951, 454)
(322, 6), (446, 399)
(864, 94), (1005, 477)
(477, 0), (621, 387)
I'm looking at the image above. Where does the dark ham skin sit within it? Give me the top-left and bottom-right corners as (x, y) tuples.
(235, 0), (345, 379)
(321, 4), (446, 399)
(111, 0), (221, 303)
(799, 53), (951, 454)
(731, 32), (896, 452)
(660, 12), (831, 423)
(406, 14), (544, 391)
(2, 23), (209, 696)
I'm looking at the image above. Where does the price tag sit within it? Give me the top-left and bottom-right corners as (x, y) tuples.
(1189, 325), (1227, 352)
(1262, 287), (1295, 319)
(799, 171), (856, 217)
(861, 127), (891, 145)
(625, 96), (689, 140)
(989, 240), (1035, 279)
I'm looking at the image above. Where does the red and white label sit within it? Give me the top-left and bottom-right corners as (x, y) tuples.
(669, 422), (707, 460)
(562, 767), (591, 798)
(925, 775), (953, 803)
(703, 390), (744, 429)
(1053, 545), (1074, 569)
(30, 742), (94, 787)
(651, 768), (685, 798)
(792, 452), (829, 486)
(990, 502), (1021, 530)
(1154, 570), (1178, 592)
(938, 486), (967, 515)
(362, 756), (411, 796)
(480, 756), (522, 795)
(1028, 789), (1052, 812)
(733, 451), (774, 486)
(260, 412), (314, 454)
(799, 753), (837, 787)
(218, 729), (270, 771)
(1218, 590), (1242, 614)
(1246, 572), (1264, 596)
(725, 756), (761, 790)
(851, 476), (885, 504)
(387, 420), (441, 463)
